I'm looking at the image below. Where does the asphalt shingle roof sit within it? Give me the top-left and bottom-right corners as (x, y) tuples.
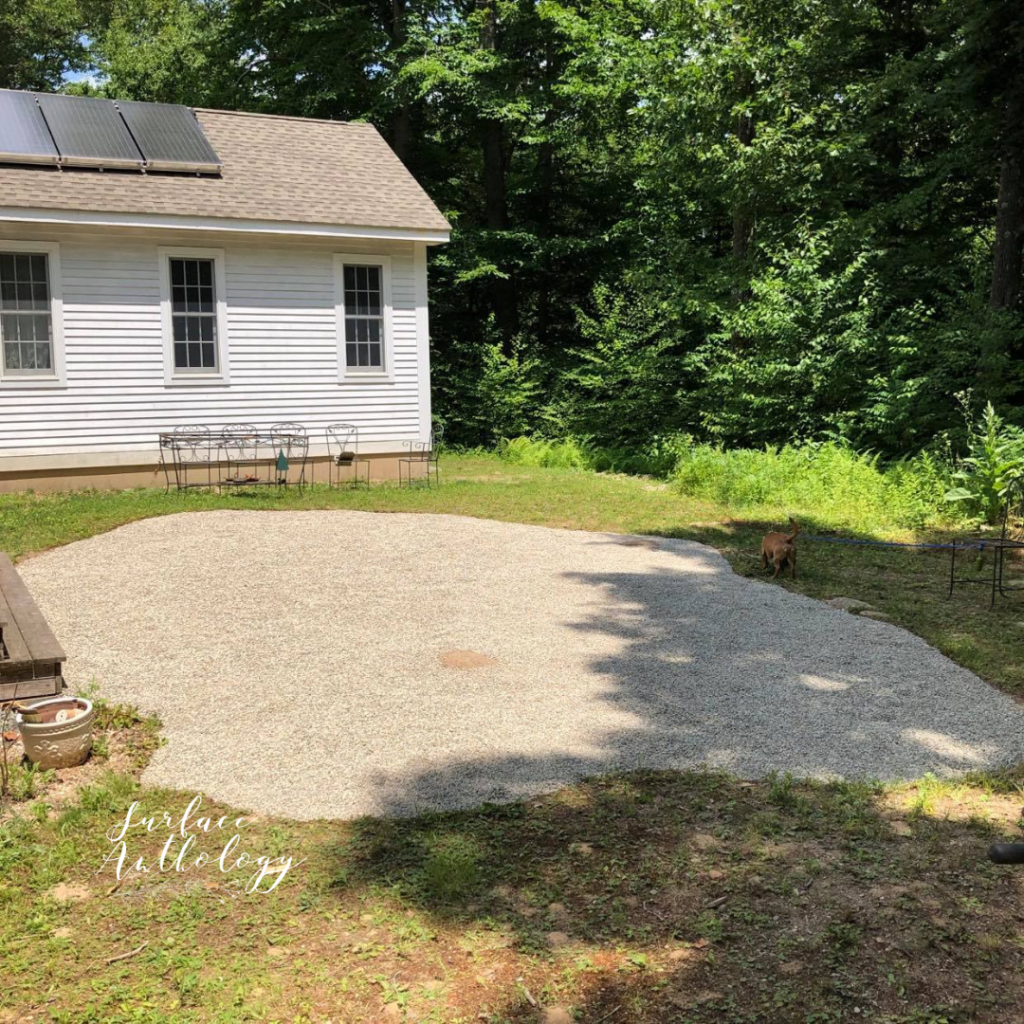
(0, 105), (450, 234)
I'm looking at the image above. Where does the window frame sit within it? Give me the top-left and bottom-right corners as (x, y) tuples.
(333, 253), (394, 383)
(0, 239), (65, 389)
(158, 246), (229, 386)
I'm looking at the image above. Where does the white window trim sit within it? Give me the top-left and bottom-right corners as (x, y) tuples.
(333, 253), (394, 383)
(158, 246), (229, 386)
(0, 239), (66, 389)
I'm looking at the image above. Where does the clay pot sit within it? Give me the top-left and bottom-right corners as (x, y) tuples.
(17, 697), (94, 769)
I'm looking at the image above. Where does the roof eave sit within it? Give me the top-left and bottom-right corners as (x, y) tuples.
(0, 206), (451, 244)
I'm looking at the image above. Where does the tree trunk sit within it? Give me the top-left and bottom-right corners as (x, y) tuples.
(389, 0), (411, 164)
(990, 90), (1024, 311)
(478, 0), (518, 342)
(730, 83), (755, 349)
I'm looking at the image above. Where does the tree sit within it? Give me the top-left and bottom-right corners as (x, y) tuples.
(0, 0), (89, 91)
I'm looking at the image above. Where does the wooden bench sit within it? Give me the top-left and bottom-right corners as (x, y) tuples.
(0, 554), (65, 701)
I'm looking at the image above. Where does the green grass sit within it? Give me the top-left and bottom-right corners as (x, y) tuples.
(2, 452), (1022, 694)
(2, 760), (1023, 1022)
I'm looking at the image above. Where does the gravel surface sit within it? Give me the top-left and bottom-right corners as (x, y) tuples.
(19, 510), (1024, 820)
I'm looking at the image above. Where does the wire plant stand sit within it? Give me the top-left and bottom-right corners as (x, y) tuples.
(160, 426), (309, 493)
(948, 476), (1024, 608)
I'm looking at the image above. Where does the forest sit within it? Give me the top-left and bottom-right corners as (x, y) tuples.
(3, 0), (1024, 462)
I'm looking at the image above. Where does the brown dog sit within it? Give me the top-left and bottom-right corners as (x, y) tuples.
(761, 518), (799, 579)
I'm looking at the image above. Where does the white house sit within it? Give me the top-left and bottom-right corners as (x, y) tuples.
(0, 90), (450, 492)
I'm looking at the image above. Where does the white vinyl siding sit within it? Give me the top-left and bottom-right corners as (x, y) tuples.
(0, 229), (430, 462)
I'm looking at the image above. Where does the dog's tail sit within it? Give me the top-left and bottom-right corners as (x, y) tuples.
(786, 518), (800, 542)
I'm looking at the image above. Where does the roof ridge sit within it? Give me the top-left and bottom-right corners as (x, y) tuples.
(193, 107), (374, 129)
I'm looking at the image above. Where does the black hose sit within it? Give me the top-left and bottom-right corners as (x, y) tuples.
(988, 842), (1024, 864)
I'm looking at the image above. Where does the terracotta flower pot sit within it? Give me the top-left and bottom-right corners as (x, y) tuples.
(17, 697), (94, 769)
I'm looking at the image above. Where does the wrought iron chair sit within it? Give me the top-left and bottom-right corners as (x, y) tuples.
(161, 424), (213, 491)
(270, 422), (309, 488)
(325, 423), (370, 488)
(219, 423), (259, 485)
(399, 423), (443, 487)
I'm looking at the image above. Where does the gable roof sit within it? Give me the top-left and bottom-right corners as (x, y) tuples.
(0, 103), (450, 237)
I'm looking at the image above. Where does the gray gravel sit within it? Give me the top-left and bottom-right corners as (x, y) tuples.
(18, 510), (1024, 820)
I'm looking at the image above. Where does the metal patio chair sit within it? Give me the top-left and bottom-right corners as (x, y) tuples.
(270, 422), (309, 488)
(325, 423), (370, 488)
(219, 423), (259, 484)
(161, 424), (214, 491)
(399, 423), (443, 487)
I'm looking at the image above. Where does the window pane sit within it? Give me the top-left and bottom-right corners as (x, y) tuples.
(188, 342), (201, 366)
(199, 317), (214, 342)
(367, 319), (381, 342)
(356, 266), (366, 290)
(19, 342), (35, 369)
(34, 342), (51, 369)
(173, 316), (187, 342)
(345, 319), (356, 342)
(198, 261), (212, 287)
(174, 342), (187, 367)
(0, 255), (13, 280)
(346, 342), (357, 366)
(171, 260), (185, 286)
(3, 341), (19, 369)
(32, 282), (48, 307)
(201, 343), (216, 367)
(172, 285), (187, 313)
(344, 266), (355, 291)
(368, 343), (381, 367)
(1, 313), (20, 341)
(33, 314), (51, 341)
(185, 260), (198, 285)
(14, 255), (30, 280)
(16, 282), (32, 308)
(0, 282), (15, 307)
(358, 344), (369, 367)
(198, 289), (213, 314)
(366, 266), (380, 292)
(30, 254), (46, 280)
(186, 287), (199, 311)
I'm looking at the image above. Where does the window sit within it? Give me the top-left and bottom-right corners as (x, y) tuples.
(344, 265), (383, 370)
(0, 241), (64, 387)
(334, 255), (393, 381)
(170, 257), (217, 371)
(159, 246), (228, 384)
(1, 253), (53, 375)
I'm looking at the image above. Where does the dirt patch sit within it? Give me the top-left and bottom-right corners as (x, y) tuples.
(48, 883), (90, 903)
(439, 649), (499, 669)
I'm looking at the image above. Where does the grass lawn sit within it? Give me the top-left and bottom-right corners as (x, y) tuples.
(1, 455), (1023, 1023)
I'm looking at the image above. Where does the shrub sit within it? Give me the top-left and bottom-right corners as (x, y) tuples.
(667, 441), (959, 533)
(945, 402), (1024, 523)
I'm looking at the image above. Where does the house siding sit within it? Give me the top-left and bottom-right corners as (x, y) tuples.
(0, 226), (431, 470)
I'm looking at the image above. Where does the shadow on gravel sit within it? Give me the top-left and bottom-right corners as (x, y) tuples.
(359, 539), (1023, 820)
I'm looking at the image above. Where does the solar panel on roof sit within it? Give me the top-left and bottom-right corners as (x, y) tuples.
(37, 93), (144, 169)
(116, 100), (221, 173)
(0, 91), (59, 165)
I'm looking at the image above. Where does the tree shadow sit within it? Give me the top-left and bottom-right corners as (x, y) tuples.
(356, 534), (1024, 821)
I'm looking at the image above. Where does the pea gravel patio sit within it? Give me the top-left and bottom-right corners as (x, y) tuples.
(19, 510), (1024, 820)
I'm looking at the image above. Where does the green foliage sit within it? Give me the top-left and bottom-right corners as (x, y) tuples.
(0, 0), (88, 91)
(945, 402), (1024, 523)
(496, 435), (594, 470)
(670, 441), (959, 533)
